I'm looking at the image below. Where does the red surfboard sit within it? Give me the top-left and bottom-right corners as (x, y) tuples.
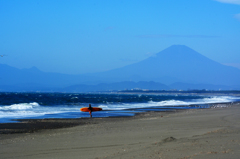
(80, 107), (102, 112)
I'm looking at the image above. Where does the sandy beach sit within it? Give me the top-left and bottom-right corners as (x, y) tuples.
(1, 102), (240, 159)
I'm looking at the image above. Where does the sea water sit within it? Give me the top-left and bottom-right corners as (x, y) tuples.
(0, 92), (240, 123)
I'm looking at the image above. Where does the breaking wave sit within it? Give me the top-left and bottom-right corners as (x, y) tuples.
(0, 94), (240, 123)
(0, 102), (39, 110)
(99, 96), (239, 110)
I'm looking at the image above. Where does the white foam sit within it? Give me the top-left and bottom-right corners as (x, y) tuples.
(0, 110), (45, 118)
(100, 96), (240, 110)
(0, 102), (80, 118)
(0, 102), (39, 110)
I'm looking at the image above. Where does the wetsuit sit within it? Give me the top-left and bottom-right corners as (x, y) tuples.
(89, 104), (92, 117)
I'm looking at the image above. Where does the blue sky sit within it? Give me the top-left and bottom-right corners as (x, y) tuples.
(0, 0), (240, 74)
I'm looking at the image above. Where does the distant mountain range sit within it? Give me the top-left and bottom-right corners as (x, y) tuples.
(1, 45), (240, 92)
(62, 81), (170, 92)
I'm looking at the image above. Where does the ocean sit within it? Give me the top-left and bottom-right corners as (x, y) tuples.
(1, 92), (240, 123)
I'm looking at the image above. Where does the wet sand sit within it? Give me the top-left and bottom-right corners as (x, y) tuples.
(1, 103), (240, 159)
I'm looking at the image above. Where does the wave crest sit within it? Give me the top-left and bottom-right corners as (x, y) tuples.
(0, 102), (40, 110)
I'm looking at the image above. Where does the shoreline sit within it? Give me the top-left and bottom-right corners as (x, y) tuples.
(0, 102), (238, 134)
(0, 108), (177, 134)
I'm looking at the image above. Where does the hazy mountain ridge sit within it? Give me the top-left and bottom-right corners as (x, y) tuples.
(0, 64), (95, 87)
(0, 80), (238, 92)
(1, 45), (240, 92)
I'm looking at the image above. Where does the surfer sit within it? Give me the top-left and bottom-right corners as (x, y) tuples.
(89, 104), (93, 118)
(80, 105), (102, 118)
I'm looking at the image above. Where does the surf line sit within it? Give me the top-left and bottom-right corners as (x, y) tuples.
(80, 104), (102, 118)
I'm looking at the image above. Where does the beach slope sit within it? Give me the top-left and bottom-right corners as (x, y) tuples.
(1, 103), (240, 159)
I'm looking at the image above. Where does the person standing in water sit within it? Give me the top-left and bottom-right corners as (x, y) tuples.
(88, 104), (93, 118)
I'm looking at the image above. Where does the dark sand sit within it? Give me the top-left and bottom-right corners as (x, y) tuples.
(1, 102), (240, 159)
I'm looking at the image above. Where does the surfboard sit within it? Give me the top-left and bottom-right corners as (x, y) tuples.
(80, 107), (102, 112)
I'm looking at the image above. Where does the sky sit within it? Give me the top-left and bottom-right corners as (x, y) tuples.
(0, 0), (240, 74)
